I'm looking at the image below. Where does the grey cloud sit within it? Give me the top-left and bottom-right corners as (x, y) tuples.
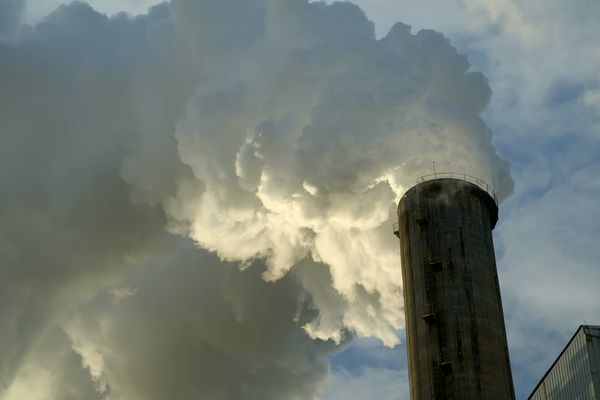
(497, 175), (600, 396)
(0, 0), (25, 36)
(61, 243), (338, 400)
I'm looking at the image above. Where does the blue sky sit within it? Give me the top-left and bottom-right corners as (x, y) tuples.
(3, 1), (600, 399)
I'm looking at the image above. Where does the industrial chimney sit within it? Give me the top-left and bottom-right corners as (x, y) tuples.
(394, 174), (515, 400)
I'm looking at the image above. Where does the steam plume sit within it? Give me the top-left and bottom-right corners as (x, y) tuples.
(0, 0), (512, 398)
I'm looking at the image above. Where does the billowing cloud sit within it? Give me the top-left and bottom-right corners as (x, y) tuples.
(0, 0), (25, 36)
(144, 0), (513, 345)
(58, 248), (338, 400)
(0, 0), (511, 398)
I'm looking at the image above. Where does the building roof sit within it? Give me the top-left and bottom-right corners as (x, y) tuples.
(528, 325), (600, 399)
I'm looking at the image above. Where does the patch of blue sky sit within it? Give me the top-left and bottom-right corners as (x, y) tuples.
(329, 333), (407, 371)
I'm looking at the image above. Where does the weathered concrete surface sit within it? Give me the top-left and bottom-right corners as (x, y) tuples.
(397, 178), (515, 400)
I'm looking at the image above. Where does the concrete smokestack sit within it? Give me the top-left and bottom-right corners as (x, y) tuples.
(395, 175), (515, 400)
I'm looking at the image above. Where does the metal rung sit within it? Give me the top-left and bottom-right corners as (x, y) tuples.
(422, 312), (436, 323)
(439, 360), (453, 375)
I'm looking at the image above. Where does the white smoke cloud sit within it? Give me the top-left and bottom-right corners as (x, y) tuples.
(0, 0), (512, 398)
(142, 0), (512, 345)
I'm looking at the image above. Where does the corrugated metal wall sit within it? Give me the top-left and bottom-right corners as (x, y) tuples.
(529, 325), (600, 400)
(586, 327), (600, 398)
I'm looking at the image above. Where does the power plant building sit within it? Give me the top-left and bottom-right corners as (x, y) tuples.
(395, 175), (515, 400)
(529, 325), (600, 400)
